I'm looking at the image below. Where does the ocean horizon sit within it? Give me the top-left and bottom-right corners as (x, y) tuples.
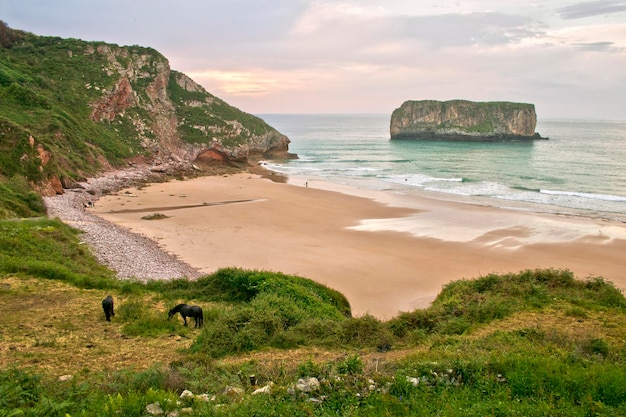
(257, 114), (626, 223)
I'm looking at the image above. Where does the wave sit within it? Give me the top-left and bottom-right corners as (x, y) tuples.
(425, 181), (510, 197)
(339, 159), (377, 164)
(260, 162), (326, 174)
(381, 174), (464, 187)
(540, 189), (626, 203)
(512, 185), (541, 192)
(336, 166), (381, 173)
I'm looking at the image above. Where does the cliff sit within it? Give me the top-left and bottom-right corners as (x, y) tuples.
(0, 22), (292, 196)
(390, 100), (544, 141)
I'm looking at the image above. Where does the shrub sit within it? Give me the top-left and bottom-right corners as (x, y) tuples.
(587, 338), (610, 358)
(289, 318), (342, 346)
(386, 309), (440, 338)
(0, 368), (42, 410)
(583, 277), (626, 308)
(336, 354), (364, 375)
(339, 314), (393, 349)
(297, 359), (325, 379)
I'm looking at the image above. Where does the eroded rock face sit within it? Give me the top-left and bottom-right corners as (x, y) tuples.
(86, 45), (291, 166)
(1, 31), (294, 197)
(390, 100), (544, 140)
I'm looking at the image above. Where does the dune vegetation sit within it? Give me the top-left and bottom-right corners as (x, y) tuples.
(1, 217), (625, 416)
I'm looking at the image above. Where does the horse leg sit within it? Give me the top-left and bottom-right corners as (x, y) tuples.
(182, 314), (188, 326)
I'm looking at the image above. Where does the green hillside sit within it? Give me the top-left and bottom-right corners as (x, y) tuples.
(0, 21), (287, 218)
(1, 218), (625, 415)
(1, 21), (625, 416)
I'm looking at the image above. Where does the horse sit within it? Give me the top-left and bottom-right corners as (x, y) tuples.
(102, 295), (115, 322)
(168, 303), (204, 328)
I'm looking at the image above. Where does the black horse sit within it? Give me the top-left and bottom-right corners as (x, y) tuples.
(102, 295), (115, 322)
(168, 304), (204, 328)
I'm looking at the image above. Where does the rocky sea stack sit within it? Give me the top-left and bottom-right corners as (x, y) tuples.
(390, 100), (546, 141)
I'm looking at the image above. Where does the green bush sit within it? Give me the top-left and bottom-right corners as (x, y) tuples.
(288, 318), (342, 346)
(588, 338), (610, 357)
(0, 368), (42, 410)
(185, 268), (354, 357)
(336, 354), (364, 375)
(339, 314), (394, 349)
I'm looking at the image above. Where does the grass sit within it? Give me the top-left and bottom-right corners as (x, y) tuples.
(0, 22), (286, 216)
(1, 216), (625, 415)
(0, 174), (45, 219)
(2, 273), (625, 416)
(1, 21), (624, 415)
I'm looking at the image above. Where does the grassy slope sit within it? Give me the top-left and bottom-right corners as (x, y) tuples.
(0, 23), (284, 219)
(1, 218), (625, 416)
(1, 22), (624, 417)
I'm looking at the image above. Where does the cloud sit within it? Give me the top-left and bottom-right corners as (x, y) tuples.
(545, 21), (626, 52)
(3, 0), (626, 118)
(396, 12), (542, 47)
(557, 0), (626, 20)
(572, 41), (619, 51)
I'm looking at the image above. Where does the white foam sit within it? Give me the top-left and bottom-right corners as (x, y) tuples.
(541, 189), (626, 202)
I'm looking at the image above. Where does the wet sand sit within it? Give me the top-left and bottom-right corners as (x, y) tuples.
(93, 173), (626, 319)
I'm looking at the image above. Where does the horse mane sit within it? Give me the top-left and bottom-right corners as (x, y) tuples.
(169, 303), (187, 314)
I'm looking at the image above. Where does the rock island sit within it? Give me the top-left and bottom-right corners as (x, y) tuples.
(390, 100), (546, 141)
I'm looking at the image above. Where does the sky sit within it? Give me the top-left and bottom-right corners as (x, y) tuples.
(3, 0), (626, 120)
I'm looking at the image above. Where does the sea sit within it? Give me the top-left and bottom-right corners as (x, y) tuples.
(257, 114), (626, 223)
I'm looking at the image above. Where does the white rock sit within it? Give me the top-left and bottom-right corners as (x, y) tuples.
(146, 402), (164, 415)
(179, 389), (194, 399)
(296, 377), (320, 392)
(195, 393), (213, 402)
(252, 383), (273, 395)
(407, 377), (420, 387)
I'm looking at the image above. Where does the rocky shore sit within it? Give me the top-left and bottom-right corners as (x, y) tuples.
(43, 166), (204, 281)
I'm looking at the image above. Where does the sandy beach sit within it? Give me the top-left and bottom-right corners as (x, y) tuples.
(93, 173), (626, 319)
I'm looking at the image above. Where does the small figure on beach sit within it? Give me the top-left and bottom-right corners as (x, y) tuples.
(102, 295), (115, 321)
(305, 182), (308, 187)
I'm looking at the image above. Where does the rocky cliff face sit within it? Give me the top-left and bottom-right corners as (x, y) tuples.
(0, 24), (292, 196)
(87, 44), (291, 164)
(390, 100), (543, 141)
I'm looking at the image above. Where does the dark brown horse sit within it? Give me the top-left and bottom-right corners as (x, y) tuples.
(102, 295), (115, 321)
(168, 304), (204, 328)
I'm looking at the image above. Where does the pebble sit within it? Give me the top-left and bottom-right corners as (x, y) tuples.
(43, 167), (203, 281)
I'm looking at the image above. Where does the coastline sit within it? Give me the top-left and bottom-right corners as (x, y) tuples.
(89, 170), (626, 319)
